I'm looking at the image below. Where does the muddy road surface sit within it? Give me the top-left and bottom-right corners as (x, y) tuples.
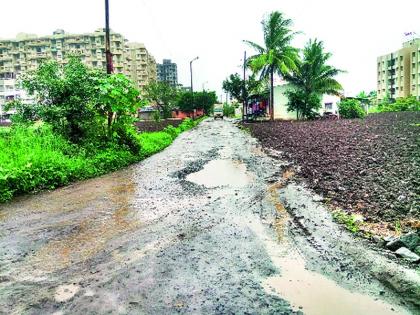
(0, 119), (418, 315)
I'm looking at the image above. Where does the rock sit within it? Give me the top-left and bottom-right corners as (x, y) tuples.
(386, 239), (404, 251)
(312, 195), (324, 202)
(395, 247), (420, 262)
(399, 232), (420, 252)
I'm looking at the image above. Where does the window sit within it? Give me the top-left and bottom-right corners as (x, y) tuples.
(325, 103), (333, 110)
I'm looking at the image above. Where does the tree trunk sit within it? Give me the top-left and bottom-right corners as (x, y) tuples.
(107, 111), (113, 137)
(270, 68), (274, 121)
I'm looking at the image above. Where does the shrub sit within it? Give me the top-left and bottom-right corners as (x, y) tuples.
(223, 103), (236, 117)
(377, 96), (420, 112)
(137, 131), (173, 157)
(338, 99), (366, 119)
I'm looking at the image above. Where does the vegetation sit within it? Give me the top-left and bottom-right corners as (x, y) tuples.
(332, 209), (363, 234)
(222, 73), (265, 103)
(176, 90), (217, 114)
(338, 99), (366, 119)
(144, 81), (178, 119)
(223, 103), (236, 117)
(244, 11), (299, 120)
(285, 39), (343, 119)
(371, 96), (420, 113)
(8, 57), (143, 149)
(1, 57), (206, 203)
(0, 118), (204, 203)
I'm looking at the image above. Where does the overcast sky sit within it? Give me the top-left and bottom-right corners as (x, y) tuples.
(1, 0), (419, 98)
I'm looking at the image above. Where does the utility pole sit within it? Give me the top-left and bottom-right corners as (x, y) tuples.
(242, 51), (246, 122)
(105, 0), (113, 74)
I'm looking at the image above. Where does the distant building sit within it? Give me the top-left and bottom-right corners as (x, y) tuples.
(157, 59), (178, 87)
(0, 29), (157, 116)
(377, 38), (420, 101)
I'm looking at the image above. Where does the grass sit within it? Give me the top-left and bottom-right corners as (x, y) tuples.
(332, 209), (363, 234)
(0, 117), (205, 203)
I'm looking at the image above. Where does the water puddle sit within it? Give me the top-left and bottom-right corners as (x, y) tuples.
(246, 219), (410, 315)
(186, 159), (253, 188)
(263, 249), (409, 315)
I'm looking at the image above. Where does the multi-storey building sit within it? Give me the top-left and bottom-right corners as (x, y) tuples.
(0, 29), (157, 118)
(126, 42), (157, 90)
(157, 59), (178, 87)
(377, 38), (420, 101)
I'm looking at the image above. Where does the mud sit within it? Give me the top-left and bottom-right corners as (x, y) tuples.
(0, 119), (418, 314)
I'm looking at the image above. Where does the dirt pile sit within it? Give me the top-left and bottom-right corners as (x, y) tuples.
(243, 112), (420, 229)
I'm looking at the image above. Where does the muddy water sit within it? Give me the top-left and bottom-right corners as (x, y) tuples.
(263, 250), (409, 315)
(186, 159), (253, 188)
(247, 219), (410, 315)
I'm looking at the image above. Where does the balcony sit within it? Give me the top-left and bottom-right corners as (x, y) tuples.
(28, 41), (50, 47)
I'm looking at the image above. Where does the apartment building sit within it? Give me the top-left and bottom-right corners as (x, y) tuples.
(157, 59), (178, 87)
(126, 42), (157, 90)
(0, 29), (157, 118)
(377, 38), (420, 101)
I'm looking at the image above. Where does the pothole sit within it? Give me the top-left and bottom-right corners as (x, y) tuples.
(186, 159), (253, 188)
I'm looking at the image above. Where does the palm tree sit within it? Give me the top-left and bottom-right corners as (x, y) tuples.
(285, 39), (343, 119)
(244, 11), (299, 120)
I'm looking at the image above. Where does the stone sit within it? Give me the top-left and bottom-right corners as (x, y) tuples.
(386, 239), (404, 251)
(399, 232), (420, 252)
(395, 247), (420, 262)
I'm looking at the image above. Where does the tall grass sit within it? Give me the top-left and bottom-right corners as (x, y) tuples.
(0, 117), (205, 203)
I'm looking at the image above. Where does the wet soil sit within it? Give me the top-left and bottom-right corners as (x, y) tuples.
(242, 112), (420, 231)
(0, 119), (418, 314)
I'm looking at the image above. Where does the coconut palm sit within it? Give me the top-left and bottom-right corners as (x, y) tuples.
(285, 39), (344, 119)
(244, 11), (299, 120)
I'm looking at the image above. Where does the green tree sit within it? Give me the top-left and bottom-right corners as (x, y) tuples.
(338, 99), (366, 119)
(244, 11), (299, 120)
(18, 57), (104, 142)
(222, 73), (265, 103)
(97, 74), (144, 151)
(195, 91), (217, 114)
(177, 91), (217, 114)
(285, 39), (343, 119)
(144, 81), (178, 118)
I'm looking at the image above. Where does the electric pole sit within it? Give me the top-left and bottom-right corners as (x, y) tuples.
(105, 0), (113, 74)
(242, 51), (246, 122)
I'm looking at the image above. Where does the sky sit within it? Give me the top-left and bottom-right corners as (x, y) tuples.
(1, 0), (419, 98)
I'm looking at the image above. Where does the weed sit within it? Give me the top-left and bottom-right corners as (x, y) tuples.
(332, 209), (363, 233)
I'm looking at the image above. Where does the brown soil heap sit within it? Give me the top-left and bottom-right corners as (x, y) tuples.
(243, 112), (420, 228)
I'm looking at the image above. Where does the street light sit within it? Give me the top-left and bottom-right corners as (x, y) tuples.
(189, 56), (199, 93)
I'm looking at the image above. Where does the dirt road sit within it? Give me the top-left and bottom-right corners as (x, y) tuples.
(0, 119), (417, 314)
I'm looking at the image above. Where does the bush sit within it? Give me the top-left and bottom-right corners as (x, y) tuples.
(338, 99), (366, 119)
(377, 96), (420, 112)
(223, 103), (236, 117)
